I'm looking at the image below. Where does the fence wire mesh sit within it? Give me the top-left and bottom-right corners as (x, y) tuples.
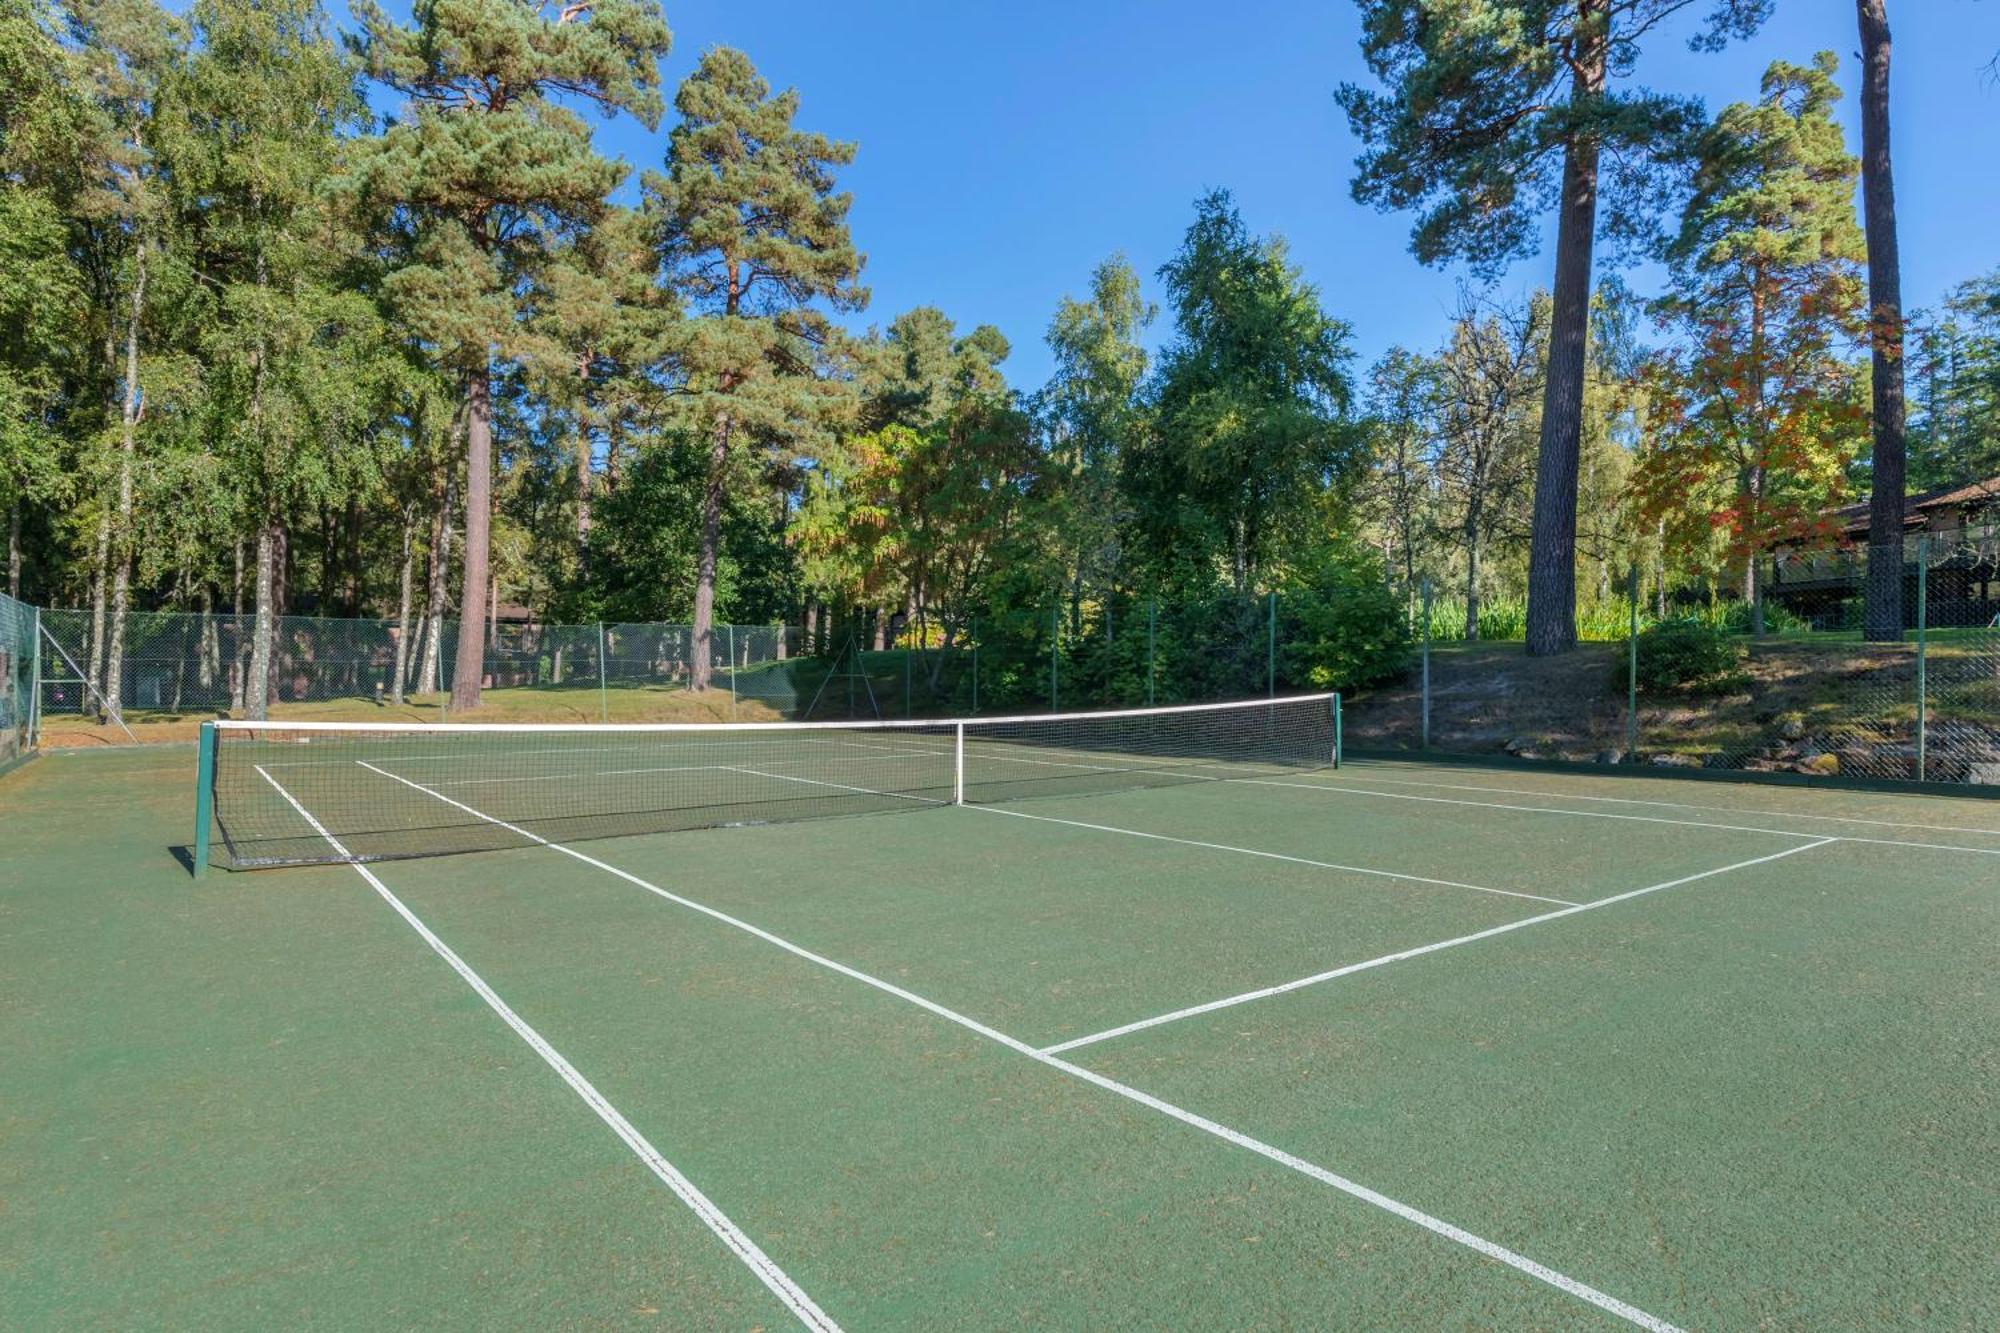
(1340, 540), (2000, 789)
(12, 554), (2000, 796)
(0, 592), (34, 766)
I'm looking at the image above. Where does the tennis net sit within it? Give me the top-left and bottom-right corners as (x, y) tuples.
(198, 693), (1341, 870)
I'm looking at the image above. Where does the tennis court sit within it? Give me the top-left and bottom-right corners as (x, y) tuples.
(4, 697), (1996, 1329)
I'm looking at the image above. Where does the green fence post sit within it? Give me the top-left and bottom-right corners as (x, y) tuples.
(1916, 535), (1929, 781)
(1627, 563), (1639, 762)
(28, 605), (42, 749)
(1420, 579), (1432, 750)
(193, 721), (216, 879)
(971, 616), (979, 714)
(1049, 602), (1059, 711)
(597, 622), (609, 722)
(1268, 591), (1277, 698)
(904, 645), (912, 719)
(1147, 598), (1156, 706)
(726, 623), (738, 719)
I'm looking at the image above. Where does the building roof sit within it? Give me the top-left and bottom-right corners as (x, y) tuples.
(1826, 475), (2000, 534)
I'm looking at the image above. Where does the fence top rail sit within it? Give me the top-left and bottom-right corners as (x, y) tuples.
(210, 692), (1339, 736)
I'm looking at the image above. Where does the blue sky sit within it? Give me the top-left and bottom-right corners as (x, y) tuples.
(413, 1), (2000, 392)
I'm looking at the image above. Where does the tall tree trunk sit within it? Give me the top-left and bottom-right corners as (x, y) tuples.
(247, 519), (276, 721)
(344, 495), (363, 616)
(689, 411), (731, 692)
(390, 506), (416, 707)
(104, 236), (148, 721)
(1524, 0), (1607, 657)
(450, 372), (492, 711)
(267, 523), (288, 708)
(1857, 0), (1906, 640)
(86, 516), (109, 722)
(230, 541), (246, 711)
(576, 431), (593, 549)
(419, 471), (453, 696)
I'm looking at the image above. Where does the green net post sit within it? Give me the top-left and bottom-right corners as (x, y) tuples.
(1267, 591), (1277, 698)
(193, 720), (216, 878)
(1627, 563), (1640, 762)
(1916, 535), (1929, 781)
(1419, 579), (1432, 750)
(1332, 693), (1343, 768)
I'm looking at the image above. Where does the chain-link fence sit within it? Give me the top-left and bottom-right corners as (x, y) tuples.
(13, 556), (2000, 793)
(0, 592), (36, 768)
(33, 609), (805, 731)
(1342, 542), (2000, 788)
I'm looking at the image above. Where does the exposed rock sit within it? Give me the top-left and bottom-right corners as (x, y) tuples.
(1595, 748), (1625, 765)
(1797, 753), (1840, 777)
(1650, 752), (1700, 768)
(1503, 736), (1537, 755)
(1777, 714), (1806, 741)
(1969, 763), (2000, 786)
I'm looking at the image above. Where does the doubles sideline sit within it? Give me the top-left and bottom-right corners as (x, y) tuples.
(253, 765), (841, 1333)
(353, 757), (1686, 1333)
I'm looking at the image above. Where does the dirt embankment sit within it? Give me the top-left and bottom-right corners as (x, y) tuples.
(1342, 637), (2000, 783)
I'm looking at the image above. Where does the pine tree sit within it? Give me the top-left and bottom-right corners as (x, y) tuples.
(1632, 54), (1868, 631)
(1337, 0), (1770, 655)
(642, 47), (865, 691)
(344, 0), (671, 709)
(1855, 0), (1906, 640)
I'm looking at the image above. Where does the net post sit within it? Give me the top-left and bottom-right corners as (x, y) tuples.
(1915, 535), (1928, 781)
(192, 721), (216, 878)
(953, 722), (965, 804)
(1332, 693), (1343, 768)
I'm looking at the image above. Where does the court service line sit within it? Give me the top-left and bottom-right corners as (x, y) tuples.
(1232, 776), (2000, 857)
(354, 761), (1683, 1333)
(1040, 838), (1838, 1056)
(967, 805), (1579, 907)
(255, 766), (840, 1333)
(1332, 768), (2000, 841)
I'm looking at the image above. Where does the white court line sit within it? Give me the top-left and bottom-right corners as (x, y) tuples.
(354, 760), (1682, 1333)
(967, 805), (1579, 908)
(729, 766), (1568, 906)
(255, 765), (838, 1332)
(1336, 768), (2000, 841)
(1041, 839), (1838, 1055)
(724, 766), (952, 807)
(1235, 776), (2000, 857)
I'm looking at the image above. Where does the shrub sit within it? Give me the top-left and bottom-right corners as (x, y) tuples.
(1628, 619), (1745, 695)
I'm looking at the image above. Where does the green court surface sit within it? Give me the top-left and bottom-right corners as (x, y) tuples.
(4, 746), (1997, 1329)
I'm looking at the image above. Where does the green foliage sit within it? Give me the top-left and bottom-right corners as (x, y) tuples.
(1132, 191), (1357, 591)
(1629, 618), (1746, 694)
(1277, 545), (1409, 691)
